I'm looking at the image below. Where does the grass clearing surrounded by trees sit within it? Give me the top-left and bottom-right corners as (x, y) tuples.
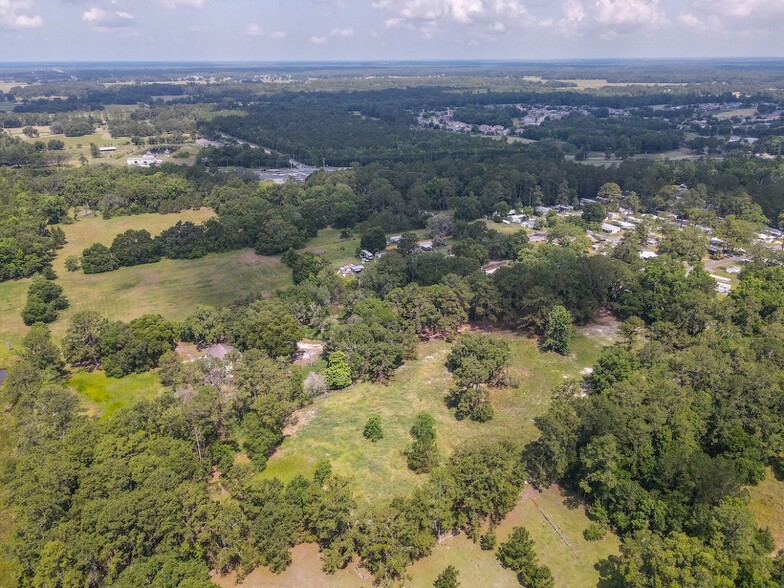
(68, 369), (164, 418)
(0, 209), (291, 361)
(262, 331), (604, 504)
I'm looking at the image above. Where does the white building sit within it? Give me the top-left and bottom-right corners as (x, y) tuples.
(98, 146), (116, 152)
(601, 223), (621, 234)
(127, 154), (162, 167)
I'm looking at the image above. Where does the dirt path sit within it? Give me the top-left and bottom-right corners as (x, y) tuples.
(294, 341), (323, 365)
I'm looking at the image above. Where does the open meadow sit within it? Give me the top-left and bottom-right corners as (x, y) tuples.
(67, 370), (164, 418)
(262, 331), (604, 503)
(0, 209), (292, 365)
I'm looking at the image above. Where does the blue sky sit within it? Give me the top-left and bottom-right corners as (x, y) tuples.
(1, 0), (784, 61)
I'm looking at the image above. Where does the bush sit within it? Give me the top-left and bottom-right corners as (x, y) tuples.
(480, 524), (497, 550)
(303, 372), (328, 398)
(583, 523), (606, 541)
(404, 412), (439, 473)
(363, 414), (383, 442)
(64, 255), (80, 272)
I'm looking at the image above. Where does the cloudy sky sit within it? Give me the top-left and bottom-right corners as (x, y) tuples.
(2, 0), (784, 61)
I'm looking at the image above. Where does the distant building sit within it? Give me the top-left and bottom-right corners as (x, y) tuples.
(127, 154), (162, 167)
(195, 138), (223, 148)
(418, 240), (434, 251)
(601, 223), (621, 234)
(203, 343), (236, 361)
(98, 146), (116, 152)
(639, 250), (658, 259)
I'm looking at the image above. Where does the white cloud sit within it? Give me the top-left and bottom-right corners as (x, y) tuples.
(0, 0), (42, 29)
(82, 6), (135, 31)
(310, 35), (328, 43)
(372, 0), (537, 37)
(329, 27), (354, 37)
(270, 30), (286, 39)
(677, 0), (784, 35)
(156, 0), (204, 7)
(676, 11), (701, 28)
(245, 23), (263, 36)
(559, 0), (664, 37)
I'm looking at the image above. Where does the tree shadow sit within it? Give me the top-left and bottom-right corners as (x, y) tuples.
(595, 555), (623, 588)
(561, 487), (584, 511)
(771, 456), (784, 482)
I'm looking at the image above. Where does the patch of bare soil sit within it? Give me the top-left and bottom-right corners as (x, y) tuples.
(237, 249), (278, 265)
(294, 340), (324, 365)
(283, 406), (318, 437)
(577, 314), (621, 343)
(175, 342), (202, 362)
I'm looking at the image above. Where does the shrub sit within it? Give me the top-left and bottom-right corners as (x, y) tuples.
(64, 255), (80, 272)
(583, 523), (606, 541)
(363, 414), (383, 442)
(480, 524), (497, 550)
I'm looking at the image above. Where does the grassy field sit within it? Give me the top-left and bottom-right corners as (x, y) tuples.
(262, 331), (604, 504)
(748, 468), (784, 551)
(7, 123), (198, 167)
(302, 228), (362, 267)
(68, 370), (164, 418)
(7, 126), (140, 167)
(714, 108), (758, 120)
(567, 148), (714, 166)
(214, 486), (619, 588)
(0, 209), (292, 365)
(302, 227), (430, 267)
